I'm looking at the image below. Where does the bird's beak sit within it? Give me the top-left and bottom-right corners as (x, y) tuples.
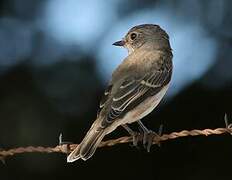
(112, 40), (125, 46)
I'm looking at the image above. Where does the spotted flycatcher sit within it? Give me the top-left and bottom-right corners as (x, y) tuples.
(67, 24), (173, 162)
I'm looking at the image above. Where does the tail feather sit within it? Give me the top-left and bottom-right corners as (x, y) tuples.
(80, 129), (105, 161)
(66, 145), (81, 163)
(67, 127), (105, 162)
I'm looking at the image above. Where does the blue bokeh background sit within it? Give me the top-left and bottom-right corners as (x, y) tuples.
(0, 0), (231, 179)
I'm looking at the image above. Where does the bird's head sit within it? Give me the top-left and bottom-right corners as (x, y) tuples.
(113, 24), (170, 54)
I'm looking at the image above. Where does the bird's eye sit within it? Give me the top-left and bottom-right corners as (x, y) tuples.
(130, 33), (137, 40)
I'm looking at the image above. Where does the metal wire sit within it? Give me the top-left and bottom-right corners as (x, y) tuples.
(0, 120), (231, 161)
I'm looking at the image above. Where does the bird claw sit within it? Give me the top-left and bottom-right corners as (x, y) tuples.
(142, 125), (163, 152)
(0, 156), (5, 165)
(122, 123), (163, 151)
(142, 131), (160, 152)
(131, 132), (140, 147)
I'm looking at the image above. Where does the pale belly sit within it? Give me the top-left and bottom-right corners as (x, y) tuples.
(105, 84), (169, 134)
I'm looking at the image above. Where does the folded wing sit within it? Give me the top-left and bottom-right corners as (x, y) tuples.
(98, 68), (172, 127)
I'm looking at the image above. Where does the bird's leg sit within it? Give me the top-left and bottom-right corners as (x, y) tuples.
(122, 124), (140, 147)
(137, 120), (162, 152)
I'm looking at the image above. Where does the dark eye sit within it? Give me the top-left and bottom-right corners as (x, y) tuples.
(130, 33), (137, 40)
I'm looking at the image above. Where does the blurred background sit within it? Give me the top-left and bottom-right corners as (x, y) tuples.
(0, 0), (231, 179)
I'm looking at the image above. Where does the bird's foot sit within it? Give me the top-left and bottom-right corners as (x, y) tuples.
(142, 125), (163, 152)
(131, 132), (140, 147)
(122, 124), (140, 147)
(142, 131), (158, 152)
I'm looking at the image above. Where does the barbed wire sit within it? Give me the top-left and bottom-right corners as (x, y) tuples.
(0, 114), (231, 162)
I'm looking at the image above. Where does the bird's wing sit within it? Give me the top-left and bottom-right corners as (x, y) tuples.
(98, 68), (172, 128)
(97, 84), (113, 117)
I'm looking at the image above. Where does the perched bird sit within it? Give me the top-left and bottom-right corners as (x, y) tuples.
(67, 24), (173, 162)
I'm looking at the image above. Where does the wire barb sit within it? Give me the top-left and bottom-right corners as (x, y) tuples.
(0, 115), (231, 161)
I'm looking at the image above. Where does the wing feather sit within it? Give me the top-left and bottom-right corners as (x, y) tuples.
(98, 68), (171, 127)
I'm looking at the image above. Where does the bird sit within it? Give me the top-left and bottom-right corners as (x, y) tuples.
(67, 24), (173, 162)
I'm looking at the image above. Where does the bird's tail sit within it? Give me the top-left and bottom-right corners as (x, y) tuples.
(67, 123), (105, 162)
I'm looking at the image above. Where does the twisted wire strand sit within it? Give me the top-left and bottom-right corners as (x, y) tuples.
(0, 122), (231, 160)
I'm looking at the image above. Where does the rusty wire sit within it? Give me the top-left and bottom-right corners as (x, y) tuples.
(0, 114), (231, 161)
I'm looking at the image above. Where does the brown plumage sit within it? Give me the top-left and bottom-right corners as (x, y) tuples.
(67, 24), (173, 162)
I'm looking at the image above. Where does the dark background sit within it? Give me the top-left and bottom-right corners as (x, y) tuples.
(0, 0), (231, 180)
